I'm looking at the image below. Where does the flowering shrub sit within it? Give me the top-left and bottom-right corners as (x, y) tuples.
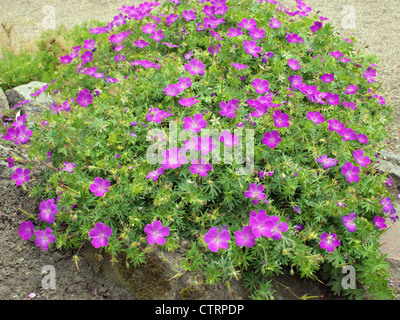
(2, 0), (397, 299)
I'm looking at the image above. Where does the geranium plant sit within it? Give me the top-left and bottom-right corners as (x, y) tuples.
(1, 0), (397, 299)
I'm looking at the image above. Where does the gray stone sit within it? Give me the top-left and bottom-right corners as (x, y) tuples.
(5, 81), (54, 126)
(0, 144), (43, 181)
(0, 145), (22, 180)
(81, 240), (250, 300)
(379, 150), (400, 167)
(0, 87), (9, 113)
(376, 150), (400, 180)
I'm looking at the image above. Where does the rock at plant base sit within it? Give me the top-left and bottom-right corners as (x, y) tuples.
(0, 87), (9, 113)
(376, 150), (400, 181)
(0, 144), (42, 181)
(5, 81), (54, 126)
(80, 239), (250, 300)
(0, 145), (18, 180)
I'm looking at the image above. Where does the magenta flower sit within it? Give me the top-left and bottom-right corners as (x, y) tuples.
(144, 220), (170, 246)
(273, 109), (290, 128)
(380, 197), (393, 213)
(19, 221), (35, 240)
(12, 99), (29, 110)
(178, 97), (200, 107)
(3, 127), (19, 142)
(289, 75), (303, 88)
(219, 99), (238, 119)
(185, 58), (206, 76)
(238, 18), (257, 30)
(15, 125), (33, 144)
(319, 233), (340, 252)
(190, 158), (212, 177)
(373, 216), (387, 230)
(108, 31), (130, 44)
(307, 111), (325, 124)
(264, 216), (288, 240)
(262, 51), (274, 64)
(190, 136), (216, 155)
(203, 4), (215, 16)
(286, 33), (304, 43)
(235, 226), (256, 248)
(90, 26), (106, 34)
(245, 183), (266, 205)
(226, 27), (243, 37)
(7, 157), (15, 168)
(146, 167), (165, 181)
(163, 42), (180, 48)
(63, 162), (76, 173)
(249, 27), (265, 40)
(81, 50), (93, 64)
(161, 148), (186, 169)
(204, 226), (230, 252)
(35, 227), (56, 251)
(363, 67), (376, 83)
(342, 101), (357, 110)
(325, 92), (340, 105)
(243, 40), (262, 58)
(134, 39), (149, 48)
(89, 222), (113, 248)
(338, 127), (357, 141)
(182, 9), (196, 21)
(353, 149), (371, 167)
(231, 62), (248, 70)
(251, 78), (269, 94)
(321, 73), (334, 83)
(30, 83), (49, 97)
(12, 114), (27, 128)
(262, 130), (281, 148)
(39, 199), (58, 224)
(249, 210), (269, 238)
(178, 77), (192, 90)
(330, 51), (343, 58)
(150, 29), (166, 42)
(142, 22), (157, 34)
(166, 13), (180, 26)
(287, 58), (301, 70)
(342, 212), (357, 232)
(317, 154), (338, 169)
(341, 162), (360, 183)
(83, 38), (95, 50)
(146, 107), (173, 123)
(269, 17), (281, 28)
(11, 167), (30, 186)
(219, 131), (240, 148)
(183, 114), (207, 133)
(90, 177), (111, 196)
(310, 21), (322, 33)
(76, 89), (93, 107)
(164, 83), (182, 96)
(298, 1), (312, 11)
(208, 43), (221, 56)
(345, 84), (359, 95)
(357, 134), (368, 144)
(60, 55), (73, 64)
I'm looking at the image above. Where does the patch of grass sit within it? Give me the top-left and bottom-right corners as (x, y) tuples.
(0, 19), (106, 92)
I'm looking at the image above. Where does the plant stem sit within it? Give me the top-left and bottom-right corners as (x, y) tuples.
(17, 207), (36, 220)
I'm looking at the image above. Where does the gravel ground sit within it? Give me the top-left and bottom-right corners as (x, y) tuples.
(1, 0), (399, 300)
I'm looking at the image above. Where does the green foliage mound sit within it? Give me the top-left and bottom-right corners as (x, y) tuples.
(2, 0), (396, 299)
